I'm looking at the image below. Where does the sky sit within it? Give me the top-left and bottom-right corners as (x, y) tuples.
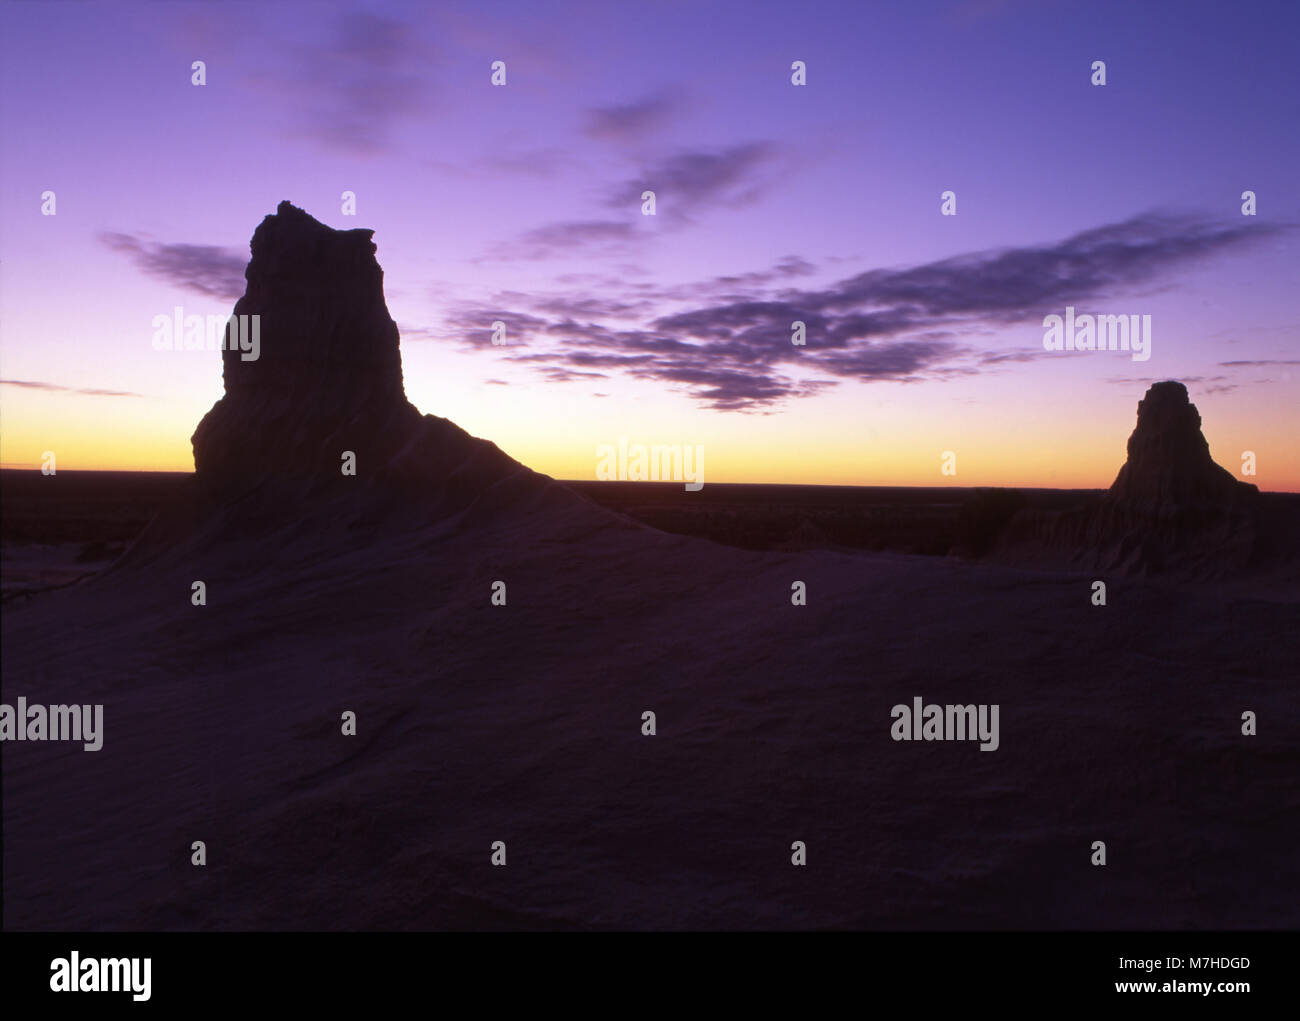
(1, 0), (1297, 489)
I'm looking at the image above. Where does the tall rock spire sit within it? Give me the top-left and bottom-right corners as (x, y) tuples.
(990, 381), (1277, 577)
(191, 201), (420, 490)
(117, 202), (612, 568)
(1108, 380), (1255, 513)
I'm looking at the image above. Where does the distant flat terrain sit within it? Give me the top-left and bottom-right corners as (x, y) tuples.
(566, 480), (1103, 554)
(3, 471), (1108, 599)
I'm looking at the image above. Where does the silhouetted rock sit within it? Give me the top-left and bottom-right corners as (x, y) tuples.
(1108, 381), (1255, 513)
(123, 202), (612, 565)
(185, 202), (593, 513)
(992, 381), (1292, 578)
(1084, 381), (1261, 573)
(192, 201), (416, 491)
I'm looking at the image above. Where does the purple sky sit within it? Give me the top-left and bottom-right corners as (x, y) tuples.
(1, 0), (1297, 487)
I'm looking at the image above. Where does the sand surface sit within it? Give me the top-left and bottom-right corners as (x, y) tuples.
(4, 480), (1296, 930)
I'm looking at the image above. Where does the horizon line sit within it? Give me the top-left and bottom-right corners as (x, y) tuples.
(3, 465), (1295, 495)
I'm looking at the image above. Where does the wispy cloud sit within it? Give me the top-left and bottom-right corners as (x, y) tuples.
(443, 212), (1288, 410)
(605, 141), (780, 219)
(282, 12), (432, 155)
(1106, 375), (1238, 395)
(100, 232), (246, 300)
(798, 212), (1278, 321)
(583, 91), (686, 142)
(1, 379), (142, 397)
(426, 145), (577, 181)
(487, 141), (782, 260)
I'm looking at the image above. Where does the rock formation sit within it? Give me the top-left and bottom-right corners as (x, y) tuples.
(191, 201), (417, 492)
(994, 381), (1285, 577)
(1085, 381), (1261, 574)
(125, 201), (610, 564)
(1108, 381), (1255, 514)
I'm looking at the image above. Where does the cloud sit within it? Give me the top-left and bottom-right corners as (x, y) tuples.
(520, 220), (641, 248)
(1105, 375), (1239, 396)
(537, 367), (610, 383)
(282, 13), (432, 155)
(528, 295), (656, 320)
(979, 349), (1040, 365)
(811, 340), (969, 382)
(488, 142), (782, 260)
(657, 256), (817, 303)
(583, 91), (685, 142)
(486, 220), (646, 261)
(1, 379), (142, 397)
(426, 145), (575, 181)
(428, 309), (553, 348)
(441, 212), (1290, 411)
(801, 212), (1277, 321)
(605, 141), (779, 219)
(100, 232), (247, 300)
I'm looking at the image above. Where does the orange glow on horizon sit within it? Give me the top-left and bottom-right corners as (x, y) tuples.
(3, 384), (1296, 490)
